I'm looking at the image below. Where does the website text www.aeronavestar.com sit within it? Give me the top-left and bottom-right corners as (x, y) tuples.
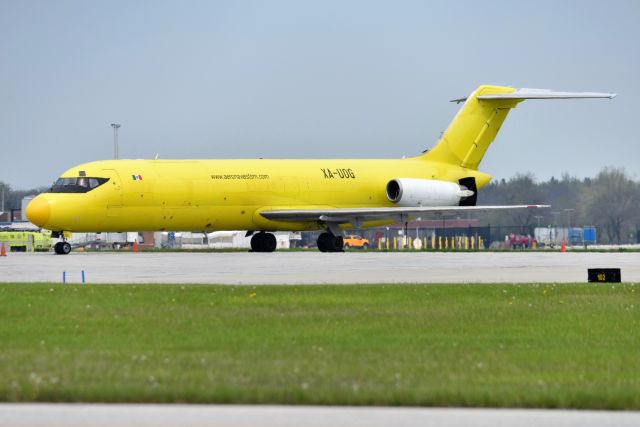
(210, 174), (270, 180)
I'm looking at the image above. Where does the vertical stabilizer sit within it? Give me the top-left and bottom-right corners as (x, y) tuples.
(422, 85), (615, 170)
(423, 85), (519, 170)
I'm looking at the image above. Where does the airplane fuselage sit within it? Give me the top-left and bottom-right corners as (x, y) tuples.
(30, 158), (491, 233)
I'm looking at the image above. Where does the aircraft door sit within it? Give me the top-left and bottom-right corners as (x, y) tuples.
(102, 169), (124, 212)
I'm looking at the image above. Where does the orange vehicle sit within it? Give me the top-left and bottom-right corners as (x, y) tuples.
(343, 235), (369, 249)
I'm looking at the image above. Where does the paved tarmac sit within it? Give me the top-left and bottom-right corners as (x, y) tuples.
(1, 251), (639, 284)
(1, 404), (638, 427)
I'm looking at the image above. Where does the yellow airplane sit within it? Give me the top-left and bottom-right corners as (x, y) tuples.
(26, 85), (614, 254)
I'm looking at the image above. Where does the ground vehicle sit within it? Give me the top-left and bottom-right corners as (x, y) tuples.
(343, 235), (369, 249)
(0, 230), (53, 252)
(508, 233), (531, 249)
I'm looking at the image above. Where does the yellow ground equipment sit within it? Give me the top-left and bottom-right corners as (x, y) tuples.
(0, 230), (53, 252)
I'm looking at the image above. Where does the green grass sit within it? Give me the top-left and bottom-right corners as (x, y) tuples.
(0, 283), (639, 408)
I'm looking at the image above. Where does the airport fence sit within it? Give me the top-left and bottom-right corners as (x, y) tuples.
(301, 225), (536, 251)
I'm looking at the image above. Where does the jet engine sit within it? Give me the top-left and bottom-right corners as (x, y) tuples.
(386, 178), (475, 207)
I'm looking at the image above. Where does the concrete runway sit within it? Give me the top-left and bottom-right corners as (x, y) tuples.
(1, 404), (638, 427)
(1, 251), (639, 284)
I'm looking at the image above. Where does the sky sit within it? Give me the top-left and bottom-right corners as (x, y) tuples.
(1, 0), (638, 189)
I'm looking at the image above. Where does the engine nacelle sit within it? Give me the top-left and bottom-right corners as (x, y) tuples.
(386, 178), (474, 207)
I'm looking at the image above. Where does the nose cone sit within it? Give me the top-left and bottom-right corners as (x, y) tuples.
(26, 195), (51, 228)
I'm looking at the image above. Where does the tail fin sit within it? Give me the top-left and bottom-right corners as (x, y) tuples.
(422, 85), (615, 170)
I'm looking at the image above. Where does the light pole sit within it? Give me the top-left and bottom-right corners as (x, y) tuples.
(110, 123), (121, 159)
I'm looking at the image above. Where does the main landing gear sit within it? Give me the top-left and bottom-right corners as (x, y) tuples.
(249, 231), (344, 252)
(250, 232), (277, 252)
(317, 232), (344, 252)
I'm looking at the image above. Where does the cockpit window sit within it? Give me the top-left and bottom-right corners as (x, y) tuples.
(49, 177), (110, 193)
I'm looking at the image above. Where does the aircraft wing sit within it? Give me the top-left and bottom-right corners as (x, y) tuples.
(261, 205), (549, 227)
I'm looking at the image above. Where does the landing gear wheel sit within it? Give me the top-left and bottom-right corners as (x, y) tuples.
(54, 241), (72, 255)
(250, 233), (262, 252)
(263, 233), (277, 252)
(250, 232), (277, 252)
(317, 232), (332, 252)
(317, 232), (344, 252)
(334, 236), (344, 252)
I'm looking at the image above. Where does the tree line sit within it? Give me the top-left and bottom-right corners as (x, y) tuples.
(0, 182), (48, 217)
(479, 167), (640, 244)
(2, 166), (639, 243)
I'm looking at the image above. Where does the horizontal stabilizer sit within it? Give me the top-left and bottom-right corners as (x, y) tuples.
(478, 88), (616, 100)
(451, 88), (616, 103)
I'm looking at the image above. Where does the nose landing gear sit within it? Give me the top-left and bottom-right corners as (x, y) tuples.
(317, 232), (344, 252)
(250, 232), (277, 252)
(54, 241), (72, 255)
(52, 231), (72, 255)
